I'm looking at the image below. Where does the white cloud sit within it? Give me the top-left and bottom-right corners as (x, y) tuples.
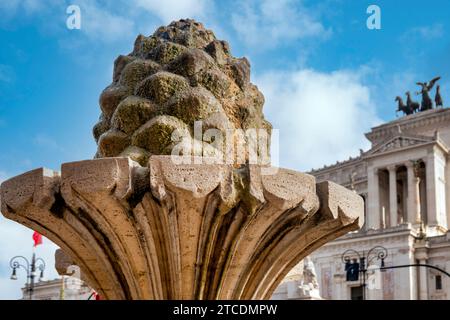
(0, 277), (24, 300)
(0, 217), (60, 300)
(0, 0), (135, 43)
(381, 71), (420, 107)
(0, 171), (8, 183)
(75, 1), (135, 42)
(405, 24), (444, 40)
(0, 0), (212, 43)
(134, 0), (209, 23)
(33, 133), (63, 151)
(0, 0), (48, 15)
(231, 0), (330, 48)
(256, 68), (381, 172)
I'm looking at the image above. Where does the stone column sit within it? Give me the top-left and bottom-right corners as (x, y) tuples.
(406, 162), (418, 224)
(334, 275), (345, 300)
(445, 161), (450, 229)
(426, 153), (438, 226)
(387, 165), (398, 227)
(418, 258), (428, 300)
(415, 174), (422, 224)
(416, 245), (429, 300)
(368, 167), (381, 229)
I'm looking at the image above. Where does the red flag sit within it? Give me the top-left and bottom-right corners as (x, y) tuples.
(90, 291), (101, 300)
(32, 231), (43, 247)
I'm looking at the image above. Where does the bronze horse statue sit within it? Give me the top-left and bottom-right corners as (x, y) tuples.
(406, 91), (420, 114)
(396, 96), (414, 116)
(435, 85), (444, 107)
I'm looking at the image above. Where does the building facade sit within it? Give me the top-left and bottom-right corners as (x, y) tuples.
(21, 277), (94, 300)
(309, 107), (450, 300)
(271, 257), (322, 300)
(19, 109), (450, 301)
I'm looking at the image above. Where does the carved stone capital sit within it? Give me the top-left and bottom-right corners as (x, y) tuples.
(386, 165), (397, 173)
(1, 157), (363, 300)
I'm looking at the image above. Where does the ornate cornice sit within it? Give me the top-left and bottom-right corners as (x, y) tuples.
(310, 131), (449, 177)
(365, 108), (450, 145)
(309, 156), (364, 175)
(366, 134), (434, 157)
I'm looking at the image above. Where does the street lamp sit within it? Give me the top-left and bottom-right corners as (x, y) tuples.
(10, 253), (46, 300)
(341, 245), (450, 300)
(341, 246), (388, 300)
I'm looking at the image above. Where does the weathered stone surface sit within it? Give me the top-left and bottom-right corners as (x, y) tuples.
(111, 96), (158, 134)
(131, 115), (189, 155)
(168, 87), (224, 126)
(153, 19), (215, 48)
(118, 59), (160, 89)
(97, 129), (130, 157)
(135, 71), (190, 104)
(229, 57), (251, 89)
(92, 19), (271, 164)
(148, 41), (187, 65)
(168, 48), (216, 80)
(197, 66), (233, 98)
(99, 84), (131, 120)
(55, 249), (75, 276)
(0, 19), (365, 301)
(205, 40), (231, 65)
(0, 157), (363, 300)
(93, 115), (110, 143)
(201, 111), (235, 132)
(113, 55), (136, 83)
(119, 146), (151, 166)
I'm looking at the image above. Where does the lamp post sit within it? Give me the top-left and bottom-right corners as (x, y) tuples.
(341, 245), (450, 300)
(341, 246), (387, 300)
(10, 253), (46, 300)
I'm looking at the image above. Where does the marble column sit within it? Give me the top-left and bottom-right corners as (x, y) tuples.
(418, 258), (428, 300)
(368, 167), (381, 229)
(446, 161), (450, 229)
(425, 154), (438, 226)
(415, 175), (422, 224)
(387, 165), (398, 227)
(406, 162), (418, 224)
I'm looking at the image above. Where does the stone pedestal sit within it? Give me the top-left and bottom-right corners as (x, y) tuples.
(1, 156), (363, 300)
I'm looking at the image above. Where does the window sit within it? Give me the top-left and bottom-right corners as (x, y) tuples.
(350, 286), (364, 300)
(435, 275), (442, 291)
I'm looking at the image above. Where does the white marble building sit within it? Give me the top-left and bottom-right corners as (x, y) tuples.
(272, 257), (322, 300)
(21, 277), (94, 300)
(309, 107), (450, 300)
(19, 108), (450, 301)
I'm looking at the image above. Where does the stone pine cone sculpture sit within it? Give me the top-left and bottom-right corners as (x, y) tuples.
(93, 19), (272, 166)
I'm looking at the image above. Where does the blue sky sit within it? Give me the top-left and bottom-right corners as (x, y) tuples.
(1, 0), (450, 299)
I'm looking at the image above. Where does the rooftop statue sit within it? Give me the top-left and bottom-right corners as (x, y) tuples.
(396, 93), (420, 116)
(416, 76), (441, 111)
(406, 91), (420, 114)
(396, 96), (412, 116)
(435, 85), (444, 108)
(396, 77), (442, 116)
